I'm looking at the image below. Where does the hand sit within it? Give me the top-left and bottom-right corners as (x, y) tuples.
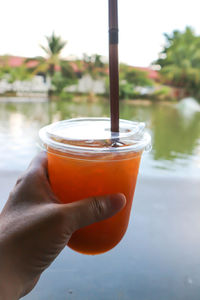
(0, 152), (126, 299)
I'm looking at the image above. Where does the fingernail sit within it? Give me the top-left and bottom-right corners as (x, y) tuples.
(108, 193), (126, 212)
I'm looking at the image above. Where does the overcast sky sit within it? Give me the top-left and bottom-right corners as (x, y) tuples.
(1, 0), (200, 67)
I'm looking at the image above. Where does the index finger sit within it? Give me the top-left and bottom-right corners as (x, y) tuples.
(28, 151), (48, 179)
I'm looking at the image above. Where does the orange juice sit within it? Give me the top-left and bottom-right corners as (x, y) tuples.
(39, 118), (150, 255)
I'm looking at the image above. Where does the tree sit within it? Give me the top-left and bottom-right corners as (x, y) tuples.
(0, 56), (32, 83)
(118, 64), (154, 99)
(83, 54), (107, 79)
(0, 56), (9, 79)
(28, 32), (73, 95)
(155, 27), (200, 99)
(39, 32), (67, 77)
(7, 65), (32, 83)
(81, 54), (108, 99)
(51, 61), (77, 95)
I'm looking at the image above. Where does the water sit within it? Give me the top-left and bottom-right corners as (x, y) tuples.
(0, 99), (200, 178)
(1, 98), (200, 299)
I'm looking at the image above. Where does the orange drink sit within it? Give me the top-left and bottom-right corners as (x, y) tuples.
(39, 118), (150, 255)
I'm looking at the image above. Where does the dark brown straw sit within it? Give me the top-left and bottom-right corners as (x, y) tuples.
(109, 0), (119, 132)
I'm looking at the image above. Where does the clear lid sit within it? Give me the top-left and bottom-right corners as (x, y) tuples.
(39, 118), (151, 154)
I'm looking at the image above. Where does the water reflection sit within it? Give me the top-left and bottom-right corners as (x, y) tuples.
(152, 105), (200, 161)
(0, 99), (200, 177)
(0, 102), (49, 171)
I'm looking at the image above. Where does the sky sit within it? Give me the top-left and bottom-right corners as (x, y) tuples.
(1, 0), (200, 67)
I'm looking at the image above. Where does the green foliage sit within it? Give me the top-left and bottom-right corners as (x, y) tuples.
(152, 86), (174, 101)
(58, 91), (74, 101)
(155, 27), (200, 99)
(119, 81), (139, 99)
(8, 65), (32, 83)
(40, 32), (67, 57)
(28, 32), (67, 78)
(27, 33), (75, 96)
(120, 65), (153, 87)
(60, 61), (77, 81)
(51, 72), (67, 94)
(0, 64), (32, 83)
(105, 64), (154, 100)
(0, 68), (6, 80)
(0, 56), (31, 82)
(118, 64), (154, 99)
(82, 54), (107, 79)
(51, 70), (77, 95)
(51, 60), (77, 95)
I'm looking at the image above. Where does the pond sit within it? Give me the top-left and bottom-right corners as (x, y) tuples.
(1, 98), (200, 300)
(0, 98), (200, 178)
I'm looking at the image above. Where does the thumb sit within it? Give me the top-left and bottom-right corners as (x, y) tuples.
(63, 194), (126, 232)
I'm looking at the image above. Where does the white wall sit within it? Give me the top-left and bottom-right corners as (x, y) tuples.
(66, 74), (106, 94)
(0, 76), (51, 95)
(0, 72), (108, 96)
(0, 74), (106, 95)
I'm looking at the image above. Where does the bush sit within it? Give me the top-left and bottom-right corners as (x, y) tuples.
(59, 91), (74, 101)
(152, 86), (175, 101)
(52, 71), (77, 95)
(119, 82), (139, 99)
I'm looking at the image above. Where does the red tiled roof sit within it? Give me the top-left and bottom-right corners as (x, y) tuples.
(0, 56), (77, 73)
(69, 62), (79, 73)
(0, 56), (38, 68)
(26, 60), (38, 68)
(8, 56), (24, 67)
(0, 56), (159, 80)
(134, 66), (159, 80)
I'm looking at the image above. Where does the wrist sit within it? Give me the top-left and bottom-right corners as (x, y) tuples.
(0, 283), (21, 300)
(0, 237), (22, 300)
(0, 264), (22, 300)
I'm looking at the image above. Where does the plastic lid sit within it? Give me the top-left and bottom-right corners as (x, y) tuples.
(39, 118), (151, 154)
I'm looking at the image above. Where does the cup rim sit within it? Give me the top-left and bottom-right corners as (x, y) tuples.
(39, 117), (151, 154)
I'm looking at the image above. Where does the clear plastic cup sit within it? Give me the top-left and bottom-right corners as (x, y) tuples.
(39, 118), (151, 255)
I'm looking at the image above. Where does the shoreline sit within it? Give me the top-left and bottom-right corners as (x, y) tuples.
(0, 95), (178, 105)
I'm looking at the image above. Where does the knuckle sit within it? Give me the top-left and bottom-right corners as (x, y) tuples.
(24, 167), (43, 186)
(90, 197), (106, 221)
(15, 173), (26, 186)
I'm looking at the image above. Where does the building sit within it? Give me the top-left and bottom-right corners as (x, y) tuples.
(0, 55), (159, 96)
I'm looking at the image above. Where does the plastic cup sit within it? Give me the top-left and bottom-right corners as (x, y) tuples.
(39, 118), (151, 255)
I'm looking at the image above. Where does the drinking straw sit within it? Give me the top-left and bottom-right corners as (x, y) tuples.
(109, 0), (119, 133)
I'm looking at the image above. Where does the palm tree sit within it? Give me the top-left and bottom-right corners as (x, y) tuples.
(27, 32), (67, 95)
(40, 32), (67, 77)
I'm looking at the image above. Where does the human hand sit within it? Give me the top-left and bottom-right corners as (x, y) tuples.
(0, 152), (126, 300)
